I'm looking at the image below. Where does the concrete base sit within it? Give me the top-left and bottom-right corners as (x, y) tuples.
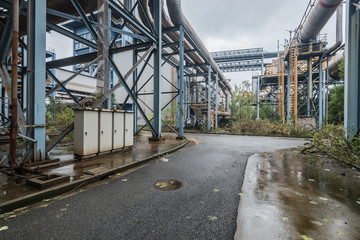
(176, 136), (186, 140)
(26, 174), (70, 190)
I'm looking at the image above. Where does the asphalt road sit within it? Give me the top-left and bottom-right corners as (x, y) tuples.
(0, 134), (304, 240)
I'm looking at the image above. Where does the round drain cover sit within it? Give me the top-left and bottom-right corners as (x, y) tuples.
(154, 179), (182, 191)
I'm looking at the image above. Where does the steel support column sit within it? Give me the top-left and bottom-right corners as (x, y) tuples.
(286, 66), (291, 121)
(307, 58), (312, 116)
(178, 25), (185, 138)
(215, 72), (219, 129)
(28, 0), (46, 160)
(9, 0), (20, 164)
(345, 0), (360, 138)
(207, 65), (211, 130)
(133, 42), (138, 134)
(152, 0), (162, 138)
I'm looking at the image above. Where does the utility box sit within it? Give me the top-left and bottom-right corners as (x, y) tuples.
(99, 110), (113, 153)
(124, 111), (134, 147)
(74, 109), (99, 157)
(112, 110), (125, 150)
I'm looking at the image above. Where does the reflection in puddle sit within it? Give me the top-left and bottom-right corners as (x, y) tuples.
(255, 150), (360, 239)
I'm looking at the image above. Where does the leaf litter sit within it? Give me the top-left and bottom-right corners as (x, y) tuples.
(0, 226), (9, 231)
(301, 235), (314, 240)
(213, 189), (220, 193)
(207, 216), (218, 221)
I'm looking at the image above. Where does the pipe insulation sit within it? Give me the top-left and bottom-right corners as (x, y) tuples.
(323, 50), (345, 79)
(300, 0), (343, 42)
(165, 0), (233, 95)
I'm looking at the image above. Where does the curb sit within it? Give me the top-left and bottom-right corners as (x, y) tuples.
(0, 140), (190, 213)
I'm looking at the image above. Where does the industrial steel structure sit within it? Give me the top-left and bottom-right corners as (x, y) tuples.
(258, 0), (359, 138)
(0, 0), (233, 171)
(0, 0), (359, 175)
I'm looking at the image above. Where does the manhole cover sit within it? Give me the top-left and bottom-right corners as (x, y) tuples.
(154, 179), (182, 191)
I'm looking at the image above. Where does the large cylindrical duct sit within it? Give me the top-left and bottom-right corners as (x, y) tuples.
(166, 0), (233, 96)
(323, 50), (345, 79)
(300, 0), (343, 42)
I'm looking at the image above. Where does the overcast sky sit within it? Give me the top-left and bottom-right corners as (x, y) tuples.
(47, 0), (339, 89)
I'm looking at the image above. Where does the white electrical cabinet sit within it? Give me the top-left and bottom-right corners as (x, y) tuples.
(112, 110), (125, 150)
(98, 110), (113, 153)
(124, 111), (134, 147)
(74, 109), (99, 157)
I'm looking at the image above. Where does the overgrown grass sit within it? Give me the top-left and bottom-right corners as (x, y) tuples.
(214, 119), (315, 137)
(302, 125), (360, 168)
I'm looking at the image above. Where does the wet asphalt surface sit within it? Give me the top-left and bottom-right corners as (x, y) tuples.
(0, 134), (304, 240)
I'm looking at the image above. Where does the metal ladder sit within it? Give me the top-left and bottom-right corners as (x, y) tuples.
(289, 47), (298, 130)
(277, 58), (285, 123)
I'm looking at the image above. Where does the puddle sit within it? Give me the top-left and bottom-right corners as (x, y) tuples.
(154, 179), (183, 191)
(254, 150), (360, 239)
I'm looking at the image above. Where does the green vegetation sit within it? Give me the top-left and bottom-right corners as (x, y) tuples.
(46, 97), (75, 143)
(226, 81), (313, 137)
(328, 84), (344, 124)
(303, 125), (360, 168)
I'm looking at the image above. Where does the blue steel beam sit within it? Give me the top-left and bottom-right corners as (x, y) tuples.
(28, 0), (46, 161)
(108, 0), (157, 43)
(345, 0), (360, 138)
(207, 65), (211, 130)
(133, 40), (138, 134)
(152, 0), (162, 138)
(0, 11), (12, 63)
(178, 25), (185, 138)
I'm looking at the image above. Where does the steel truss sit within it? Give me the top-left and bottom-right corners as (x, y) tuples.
(0, 0), (227, 165)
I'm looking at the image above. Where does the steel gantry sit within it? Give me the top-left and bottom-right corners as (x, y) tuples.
(0, 0), (232, 168)
(259, 0), (347, 132)
(211, 48), (277, 73)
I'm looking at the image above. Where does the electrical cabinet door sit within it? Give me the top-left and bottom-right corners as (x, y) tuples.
(74, 110), (99, 156)
(124, 112), (134, 147)
(112, 111), (125, 150)
(99, 111), (113, 153)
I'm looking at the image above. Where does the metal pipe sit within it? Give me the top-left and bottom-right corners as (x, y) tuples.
(165, 0), (233, 95)
(9, 0), (19, 165)
(300, 0), (343, 42)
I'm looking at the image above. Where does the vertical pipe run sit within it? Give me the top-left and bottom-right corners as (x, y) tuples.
(207, 66), (211, 130)
(153, 0), (162, 138)
(178, 25), (185, 138)
(9, 0), (20, 164)
(319, 62), (323, 130)
(215, 72), (219, 129)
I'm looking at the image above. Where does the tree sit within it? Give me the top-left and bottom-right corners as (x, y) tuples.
(328, 84), (344, 124)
